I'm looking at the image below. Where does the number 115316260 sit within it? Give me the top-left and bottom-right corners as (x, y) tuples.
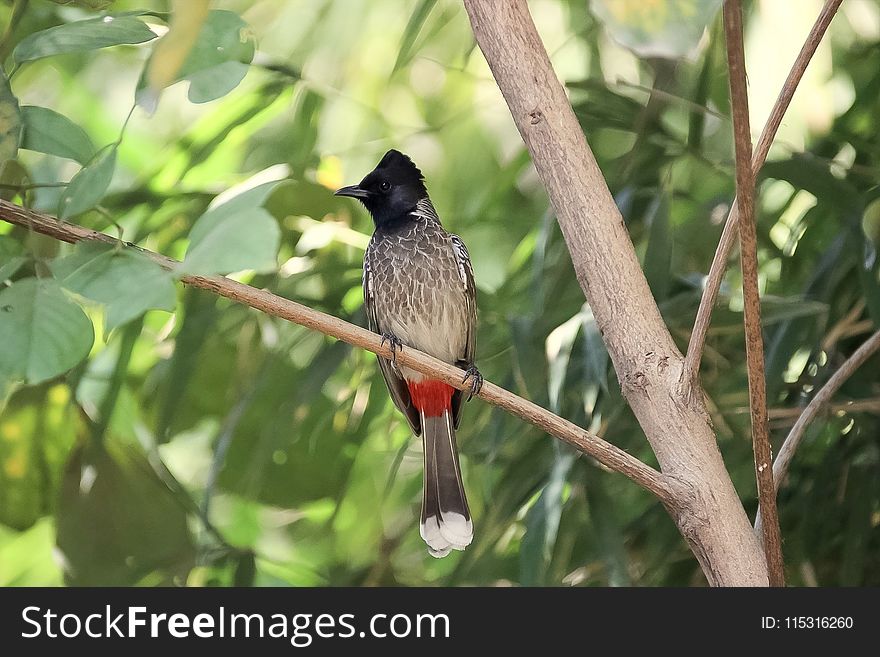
(762, 617), (854, 630)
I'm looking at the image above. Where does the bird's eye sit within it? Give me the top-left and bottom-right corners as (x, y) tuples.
(380, 181), (391, 192)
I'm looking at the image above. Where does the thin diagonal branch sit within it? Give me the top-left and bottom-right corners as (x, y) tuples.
(683, 0), (844, 386)
(755, 329), (880, 535)
(776, 329), (880, 482)
(723, 0), (784, 587)
(0, 198), (678, 506)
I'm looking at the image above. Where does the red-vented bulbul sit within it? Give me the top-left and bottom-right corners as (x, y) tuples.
(336, 150), (482, 557)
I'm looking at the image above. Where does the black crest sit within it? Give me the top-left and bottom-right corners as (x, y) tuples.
(335, 149), (429, 227)
(375, 149), (424, 183)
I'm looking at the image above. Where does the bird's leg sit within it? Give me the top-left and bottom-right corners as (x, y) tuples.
(380, 331), (404, 370)
(461, 364), (483, 402)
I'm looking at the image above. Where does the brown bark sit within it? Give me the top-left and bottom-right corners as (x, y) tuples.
(723, 0), (784, 586)
(463, 0), (767, 586)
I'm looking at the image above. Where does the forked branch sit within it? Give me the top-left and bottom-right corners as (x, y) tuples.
(0, 198), (677, 505)
(463, 0), (768, 585)
(683, 0), (844, 385)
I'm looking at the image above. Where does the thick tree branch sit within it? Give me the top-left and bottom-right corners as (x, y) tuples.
(723, 0), (784, 587)
(0, 198), (677, 505)
(463, 0), (767, 585)
(683, 0), (844, 385)
(755, 329), (880, 535)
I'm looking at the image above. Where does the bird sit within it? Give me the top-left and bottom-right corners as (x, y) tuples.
(335, 149), (482, 558)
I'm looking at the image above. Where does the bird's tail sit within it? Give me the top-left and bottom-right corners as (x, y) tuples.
(407, 380), (472, 558)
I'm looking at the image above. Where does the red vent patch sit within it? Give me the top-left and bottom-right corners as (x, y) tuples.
(407, 379), (454, 417)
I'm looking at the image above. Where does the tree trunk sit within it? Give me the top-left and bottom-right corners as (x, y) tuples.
(463, 0), (768, 586)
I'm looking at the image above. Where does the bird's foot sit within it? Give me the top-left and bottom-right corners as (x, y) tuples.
(380, 331), (403, 368)
(461, 365), (483, 402)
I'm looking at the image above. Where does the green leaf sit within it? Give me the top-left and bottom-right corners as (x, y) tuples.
(187, 60), (251, 104)
(852, 213), (880, 327)
(56, 440), (195, 586)
(0, 519), (63, 585)
(156, 288), (218, 440)
(178, 11), (254, 101)
(0, 159), (29, 201)
(0, 388), (80, 530)
(708, 296), (829, 330)
(393, 0), (438, 73)
(58, 146), (116, 220)
(233, 550), (257, 587)
(580, 306), (609, 394)
(0, 236), (26, 281)
(47, 0), (115, 9)
(175, 81), (286, 175)
(0, 278), (94, 385)
(12, 15), (158, 64)
(688, 33), (716, 150)
(218, 340), (358, 509)
(143, 0), (210, 104)
(0, 372), (13, 407)
(20, 106), (97, 164)
(509, 315), (551, 404)
(761, 155), (861, 213)
(643, 191), (672, 302)
(839, 468), (873, 586)
(181, 182), (281, 275)
(140, 10), (255, 105)
(0, 71), (22, 163)
(589, 0), (723, 59)
(265, 179), (343, 220)
(862, 197), (880, 249)
(546, 313), (581, 413)
(75, 320), (144, 443)
(520, 446), (575, 586)
(857, 259), (880, 329)
(585, 476), (631, 586)
(51, 242), (176, 332)
(569, 78), (645, 131)
(764, 238), (843, 401)
(760, 297), (829, 325)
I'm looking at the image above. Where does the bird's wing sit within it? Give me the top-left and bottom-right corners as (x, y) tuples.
(363, 256), (422, 435)
(449, 232), (477, 429)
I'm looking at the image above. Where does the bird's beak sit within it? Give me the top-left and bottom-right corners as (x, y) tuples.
(334, 185), (370, 200)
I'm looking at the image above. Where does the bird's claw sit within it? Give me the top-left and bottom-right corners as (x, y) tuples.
(461, 365), (483, 402)
(380, 331), (403, 368)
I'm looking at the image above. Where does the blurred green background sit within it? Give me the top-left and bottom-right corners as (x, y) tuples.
(0, 0), (878, 586)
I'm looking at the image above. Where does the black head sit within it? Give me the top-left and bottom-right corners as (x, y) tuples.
(335, 150), (428, 227)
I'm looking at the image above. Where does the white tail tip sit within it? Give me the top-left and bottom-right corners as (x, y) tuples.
(421, 512), (473, 558)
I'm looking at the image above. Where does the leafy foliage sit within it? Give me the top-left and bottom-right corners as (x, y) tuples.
(20, 105), (96, 164)
(139, 10), (256, 105)
(143, 0), (211, 106)
(0, 71), (20, 163)
(12, 14), (158, 64)
(57, 145), (116, 219)
(181, 181), (281, 275)
(51, 241), (176, 333)
(590, 0), (724, 58)
(0, 278), (94, 386)
(0, 0), (877, 588)
(57, 440), (196, 586)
